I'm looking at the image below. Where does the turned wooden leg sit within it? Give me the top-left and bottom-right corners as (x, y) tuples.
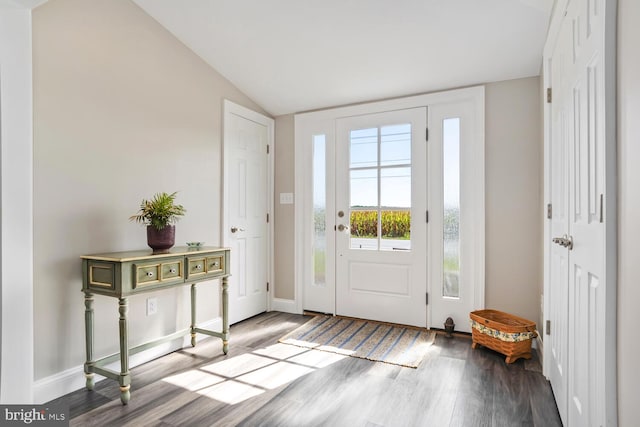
(84, 292), (95, 390)
(118, 298), (131, 404)
(222, 276), (229, 355)
(190, 284), (197, 347)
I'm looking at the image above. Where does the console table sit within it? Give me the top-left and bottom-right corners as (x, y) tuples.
(80, 246), (230, 404)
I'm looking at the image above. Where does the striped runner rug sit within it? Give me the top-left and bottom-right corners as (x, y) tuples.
(278, 315), (435, 368)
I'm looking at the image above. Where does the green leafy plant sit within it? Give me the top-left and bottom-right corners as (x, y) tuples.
(129, 191), (186, 230)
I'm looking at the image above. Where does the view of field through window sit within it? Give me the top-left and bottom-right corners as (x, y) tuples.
(349, 124), (411, 251)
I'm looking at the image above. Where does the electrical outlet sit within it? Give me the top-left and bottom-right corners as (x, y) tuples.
(146, 297), (158, 316)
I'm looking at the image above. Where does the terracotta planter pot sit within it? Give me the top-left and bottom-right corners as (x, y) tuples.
(147, 225), (175, 253)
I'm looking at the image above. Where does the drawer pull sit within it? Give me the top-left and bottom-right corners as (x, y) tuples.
(169, 268), (176, 274)
(196, 264), (203, 270)
(146, 272), (154, 278)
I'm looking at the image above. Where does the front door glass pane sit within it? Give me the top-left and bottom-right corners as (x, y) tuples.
(349, 124), (412, 251)
(381, 124), (411, 166)
(350, 128), (378, 168)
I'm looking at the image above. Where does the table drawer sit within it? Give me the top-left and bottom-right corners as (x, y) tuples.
(186, 253), (226, 280)
(87, 261), (116, 291)
(133, 258), (184, 290)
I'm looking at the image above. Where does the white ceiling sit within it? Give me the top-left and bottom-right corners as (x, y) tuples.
(1, 0), (48, 8)
(135, 0), (553, 116)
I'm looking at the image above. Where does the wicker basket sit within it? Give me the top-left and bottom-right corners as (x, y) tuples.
(469, 309), (538, 364)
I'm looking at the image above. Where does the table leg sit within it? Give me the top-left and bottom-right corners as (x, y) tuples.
(84, 292), (95, 390)
(222, 276), (229, 355)
(190, 283), (197, 347)
(118, 298), (131, 404)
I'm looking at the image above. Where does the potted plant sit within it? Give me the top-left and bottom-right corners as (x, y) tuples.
(129, 191), (186, 253)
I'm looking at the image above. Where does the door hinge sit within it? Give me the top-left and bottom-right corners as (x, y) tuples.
(547, 203), (552, 219)
(426, 127), (429, 141)
(425, 293), (429, 305)
(599, 194), (604, 223)
(547, 87), (552, 103)
(545, 320), (551, 335)
(426, 210), (429, 223)
(267, 282), (270, 292)
(267, 144), (270, 154)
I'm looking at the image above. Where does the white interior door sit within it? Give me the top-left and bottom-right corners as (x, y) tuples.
(545, 1), (614, 425)
(223, 101), (273, 325)
(335, 108), (427, 327)
(547, 19), (570, 421)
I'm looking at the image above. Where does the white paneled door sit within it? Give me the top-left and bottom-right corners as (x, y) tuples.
(545, 0), (616, 425)
(335, 108), (427, 327)
(223, 101), (273, 325)
(547, 10), (571, 421)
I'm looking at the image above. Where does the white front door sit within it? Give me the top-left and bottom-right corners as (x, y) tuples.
(335, 108), (427, 327)
(223, 101), (273, 325)
(545, 1), (616, 425)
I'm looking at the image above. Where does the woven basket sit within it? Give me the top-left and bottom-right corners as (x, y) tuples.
(469, 309), (538, 364)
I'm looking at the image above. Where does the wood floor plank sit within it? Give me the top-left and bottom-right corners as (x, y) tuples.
(51, 312), (561, 427)
(525, 371), (563, 427)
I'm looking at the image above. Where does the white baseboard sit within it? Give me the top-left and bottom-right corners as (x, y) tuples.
(270, 298), (299, 314)
(33, 317), (222, 404)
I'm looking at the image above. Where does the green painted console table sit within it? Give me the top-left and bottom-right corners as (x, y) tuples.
(81, 246), (231, 405)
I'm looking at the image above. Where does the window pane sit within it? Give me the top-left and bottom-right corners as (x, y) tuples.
(381, 124), (411, 166)
(350, 128), (378, 168)
(313, 135), (326, 287)
(350, 169), (378, 207)
(380, 167), (411, 208)
(380, 210), (411, 251)
(443, 118), (460, 298)
(350, 210), (378, 250)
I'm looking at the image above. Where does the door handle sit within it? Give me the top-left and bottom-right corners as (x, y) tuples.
(230, 226), (245, 233)
(552, 234), (573, 250)
(337, 224), (349, 232)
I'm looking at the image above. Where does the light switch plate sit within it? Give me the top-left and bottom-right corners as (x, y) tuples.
(280, 192), (294, 204)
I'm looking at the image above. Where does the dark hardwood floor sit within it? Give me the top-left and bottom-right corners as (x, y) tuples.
(50, 312), (562, 427)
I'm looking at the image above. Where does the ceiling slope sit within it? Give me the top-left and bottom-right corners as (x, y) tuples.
(134, 0), (552, 115)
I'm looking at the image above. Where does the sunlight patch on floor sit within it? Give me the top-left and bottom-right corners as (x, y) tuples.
(197, 380), (265, 405)
(162, 369), (226, 391)
(161, 343), (347, 405)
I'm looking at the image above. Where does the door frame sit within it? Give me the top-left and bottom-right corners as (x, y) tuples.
(542, 0), (618, 424)
(0, 5), (35, 404)
(222, 100), (275, 316)
(294, 87), (485, 327)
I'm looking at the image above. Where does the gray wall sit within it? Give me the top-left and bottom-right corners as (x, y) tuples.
(273, 76), (543, 325)
(617, 0), (640, 424)
(32, 0), (267, 380)
(484, 77), (542, 324)
(274, 114), (296, 300)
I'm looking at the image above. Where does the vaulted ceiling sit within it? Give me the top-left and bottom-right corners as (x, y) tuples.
(135, 1), (552, 116)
